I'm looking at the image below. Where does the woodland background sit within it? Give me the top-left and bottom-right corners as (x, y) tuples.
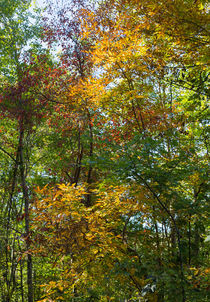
(0, 0), (209, 301)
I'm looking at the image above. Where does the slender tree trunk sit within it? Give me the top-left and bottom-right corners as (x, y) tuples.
(86, 112), (93, 207)
(153, 209), (164, 301)
(153, 209), (162, 267)
(19, 123), (33, 302)
(194, 221), (200, 267)
(20, 259), (24, 302)
(73, 129), (83, 186)
(188, 214), (191, 266)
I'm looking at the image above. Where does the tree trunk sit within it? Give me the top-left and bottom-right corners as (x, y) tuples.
(19, 124), (33, 302)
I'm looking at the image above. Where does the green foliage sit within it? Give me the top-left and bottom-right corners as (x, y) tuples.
(0, 0), (209, 301)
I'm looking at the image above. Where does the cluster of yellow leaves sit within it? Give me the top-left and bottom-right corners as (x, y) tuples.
(70, 0), (208, 142)
(33, 183), (144, 251)
(33, 183), (146, 300)
(187, 267), (210, 291)
(77, 0), (209, 102)
(67, 76), (111, 109)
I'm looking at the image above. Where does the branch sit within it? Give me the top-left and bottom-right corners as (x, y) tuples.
(0, 146), (17, 162)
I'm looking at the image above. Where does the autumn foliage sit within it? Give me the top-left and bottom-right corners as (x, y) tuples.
(0, 0), (209, 301)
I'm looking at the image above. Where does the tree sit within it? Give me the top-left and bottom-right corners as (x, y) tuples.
(0, 1), (54, 301)
(1, 0), (209, 301)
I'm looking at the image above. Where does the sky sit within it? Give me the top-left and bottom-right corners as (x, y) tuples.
(33, 0), (46, 8)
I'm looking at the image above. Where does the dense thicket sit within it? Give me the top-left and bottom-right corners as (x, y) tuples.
(0, 0), (209, 301)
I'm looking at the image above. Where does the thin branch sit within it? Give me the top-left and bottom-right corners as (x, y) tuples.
(0, 146), (17, 162)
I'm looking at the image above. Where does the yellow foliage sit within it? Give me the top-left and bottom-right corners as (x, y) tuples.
(32, 182), (148, 299)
